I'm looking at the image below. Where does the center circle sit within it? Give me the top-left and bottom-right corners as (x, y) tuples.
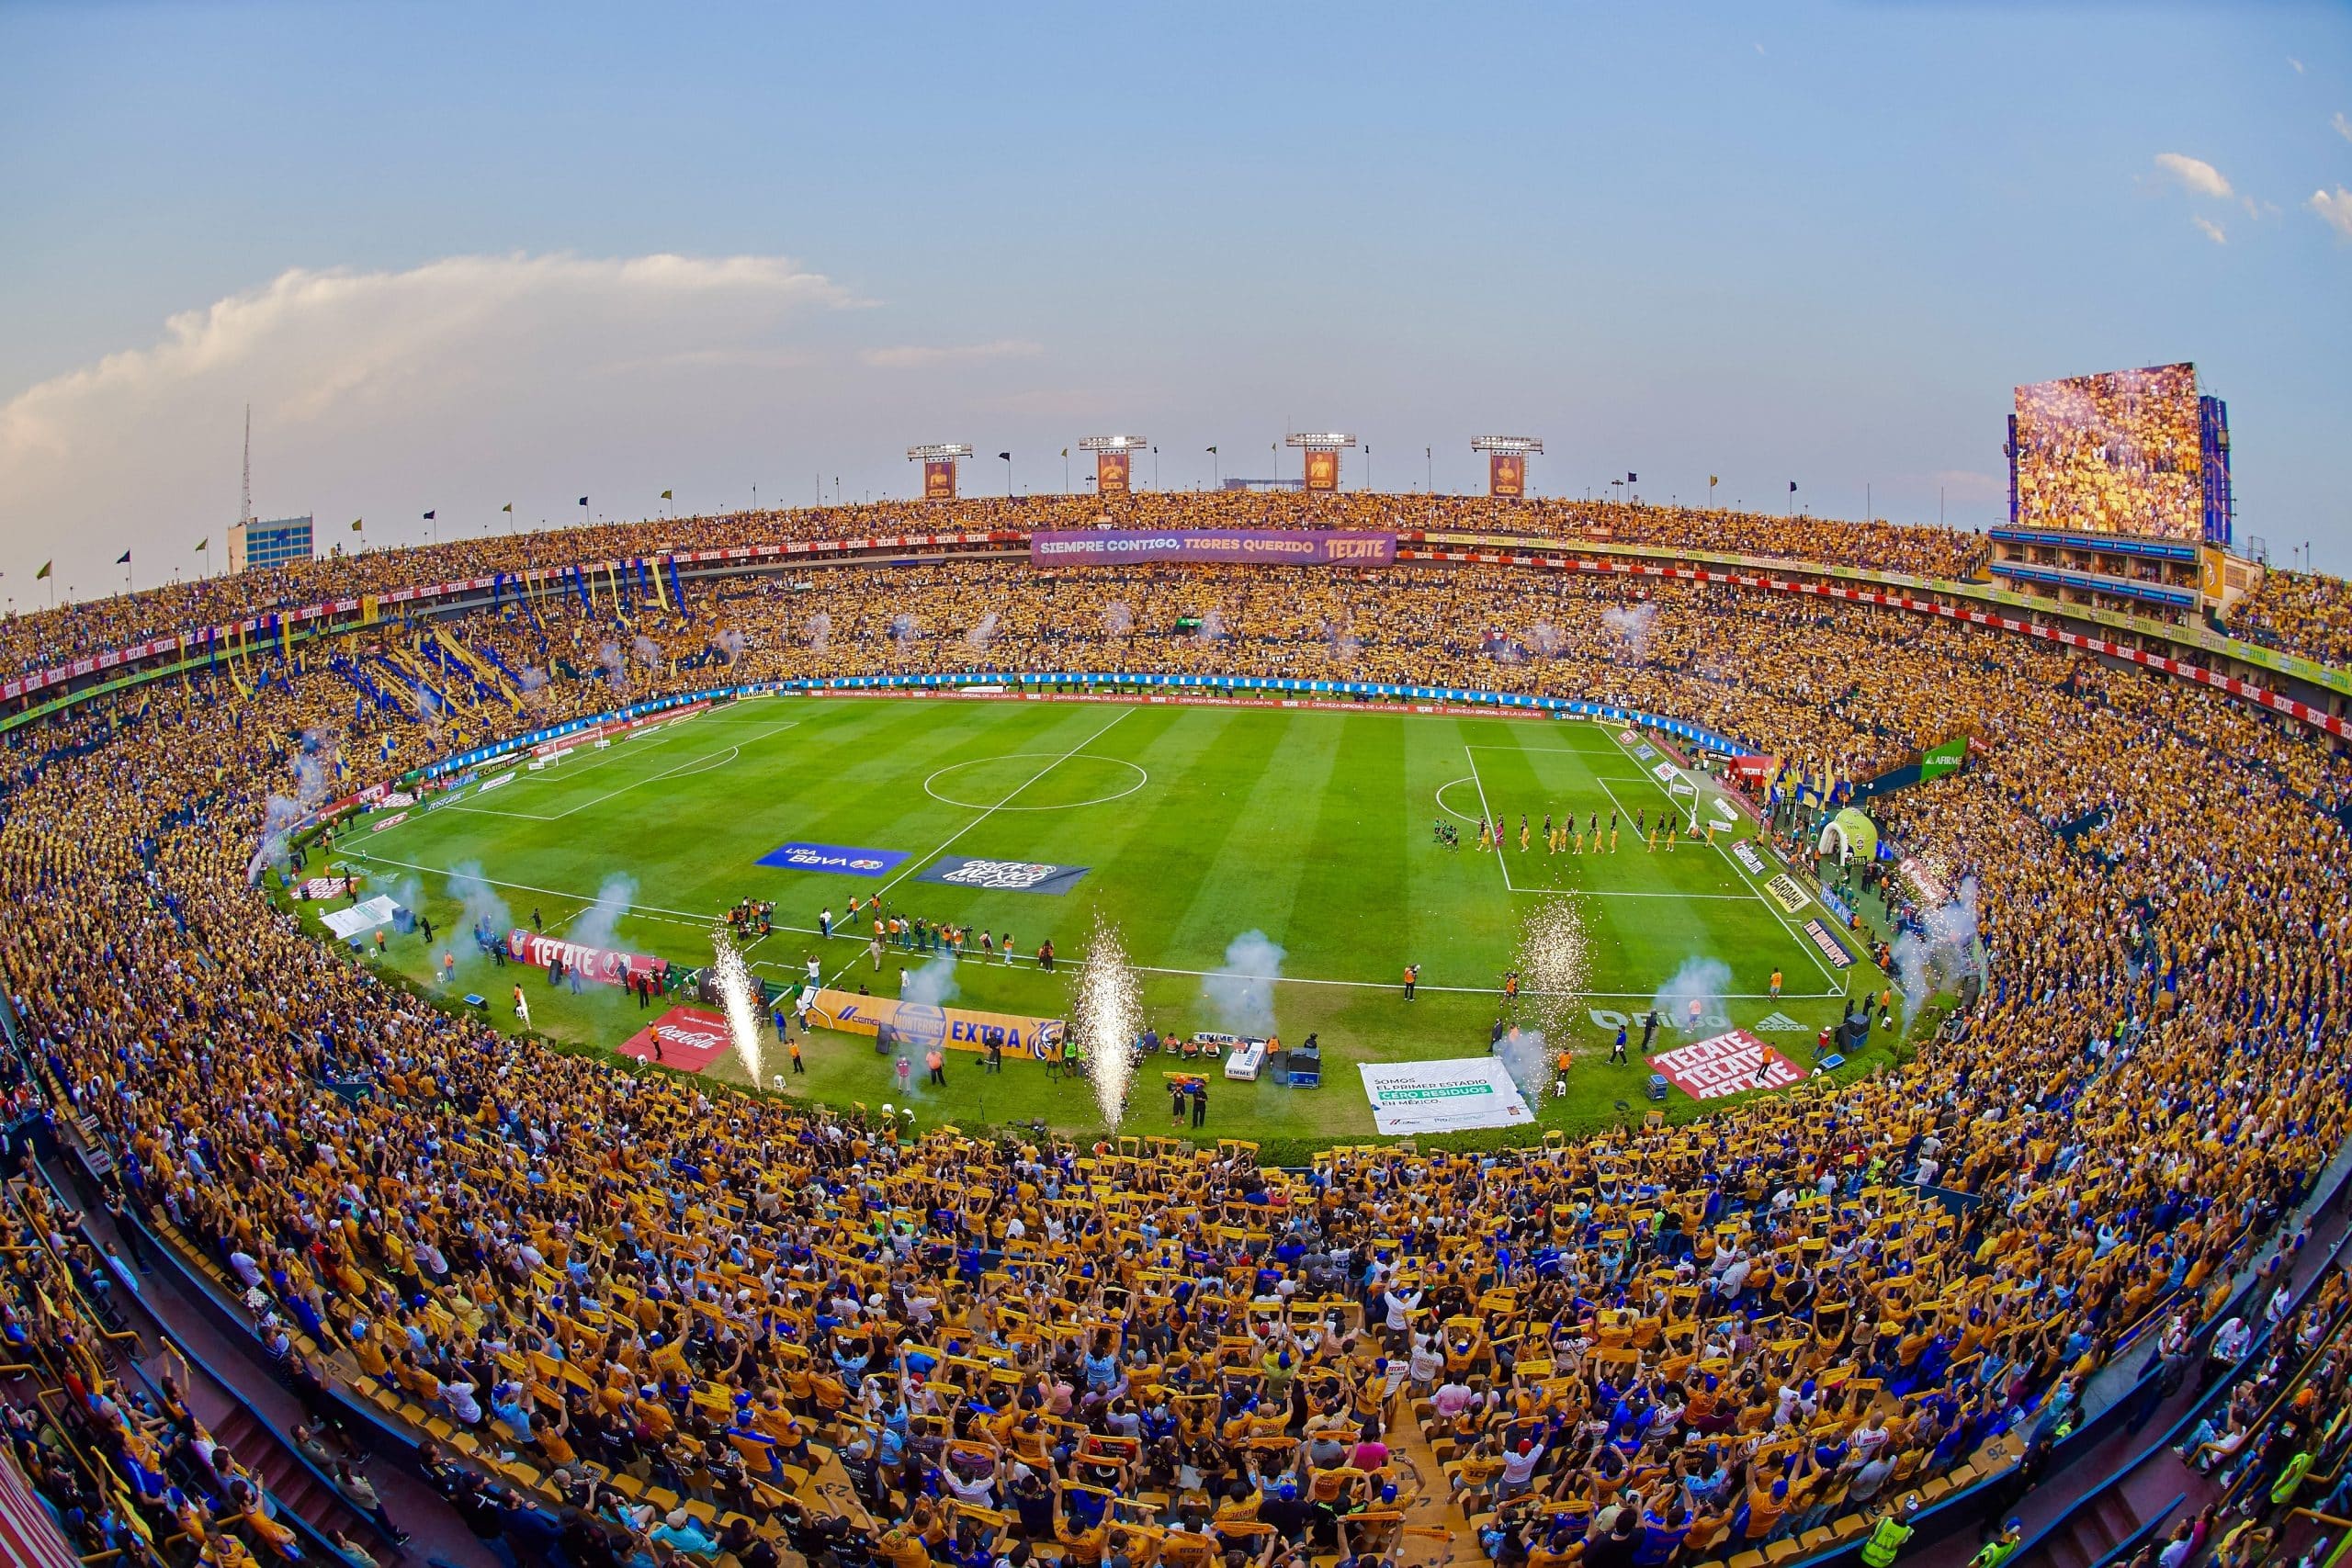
(923, 753), (1148, 811)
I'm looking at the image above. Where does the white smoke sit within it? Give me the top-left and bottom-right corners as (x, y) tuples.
(1891, 875), (1982, 1027)
(716, 629), (747, 664)
(965, 613), (1000, 652)
(1196, 609), (1226, 645)
(518, 666), (548, 694)
(900, 953), (961, 1010)
(1602, 603), (1657, 660)
(598, 640), (627, 691)
(1528, 621), (1565, 658)
(1494, 1023), (1553, 1107)
(631, 634), (662, 669)
(569, 874), (637, 953)
(246, 794), (308, 883)
(1651, 955), (1735, 1035)
(1201, 930), (1283, 1038)
(1102, 600), (1134, 637)
(891, 613), (919, 653)
(446, 861), (513, 950)
(805, 612), (831, 654)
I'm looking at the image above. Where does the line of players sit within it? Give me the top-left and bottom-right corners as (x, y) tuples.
(1438, 807), (1715, 853)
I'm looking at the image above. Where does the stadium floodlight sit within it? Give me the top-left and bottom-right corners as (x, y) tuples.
(1078, 435), (1150, 494)
(907, 443), (976, 501)
(1283, 432), (1356, 492)
(1472, 435), (1544, 498)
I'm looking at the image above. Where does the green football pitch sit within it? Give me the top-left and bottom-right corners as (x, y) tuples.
(316, 694), (1897, 1152)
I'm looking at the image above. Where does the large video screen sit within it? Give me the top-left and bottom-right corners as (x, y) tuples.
(2010, 362), (2203, 539)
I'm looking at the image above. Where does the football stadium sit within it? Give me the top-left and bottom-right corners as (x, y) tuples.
(4, 12), (2351, 1568)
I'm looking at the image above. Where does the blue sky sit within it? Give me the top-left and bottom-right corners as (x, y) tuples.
(2, 1), (2348, 598)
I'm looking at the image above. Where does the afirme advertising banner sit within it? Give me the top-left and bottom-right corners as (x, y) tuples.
(915, 855), (1091, 894)
(1356, 1057), (1535, 1135)
(505, 929), (669, 988)
(803, 987), (1064, 1059)
(1028, 529), (1395, 568)
(1649, 1030), (1804, 1100)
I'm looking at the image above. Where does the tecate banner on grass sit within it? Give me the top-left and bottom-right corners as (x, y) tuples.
(1357, 1057), (1535, 1135)
(756, 841), (910, 877)
(1029, 528), (1396, 568)
(914, 855), (1091, 894)
(505, 929), (669, 987)
(1649, 1029), (1804, 1100)
(804, 987), (1064, 1059)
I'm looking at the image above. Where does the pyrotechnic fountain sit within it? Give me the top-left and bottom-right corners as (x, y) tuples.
(1069, 911), (1144, 1127)
(708, 923), (765, 1085)
(1500, 896), (1589, 1103)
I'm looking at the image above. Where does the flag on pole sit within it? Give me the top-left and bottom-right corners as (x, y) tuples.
(1060, 447), (1068, 458)
(1709, 475), (1718, 488)
(660, 490), (673, 501)
(1205, 446), (1217, 455)
(502, 502), (514, 513)
(423, 510), (435, 521)
(117, 549), (131, 564)
(1789, 481), (1798, 492)
(996, 452), (1010, 461)
(1627, 472), (1637, 484)
(351, 518), (364, 531)
(578, 496), (589, 507)
(196, 537), (209, 552)
(36, 560), (51, 580)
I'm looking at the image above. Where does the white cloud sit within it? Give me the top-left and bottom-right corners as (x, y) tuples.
(2312, 187), (2352, 240)
(0, 252), (860, 588)
(858, 340), (1043, 370)
(2290, 57), (2305, 73)
(2192, 215), (2227, 245)
(2335, 111), (2351, 143)
(2153, 152), (2233, 200)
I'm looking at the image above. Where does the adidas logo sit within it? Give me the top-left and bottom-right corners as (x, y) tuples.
(1753, 1011), (1805, 1032)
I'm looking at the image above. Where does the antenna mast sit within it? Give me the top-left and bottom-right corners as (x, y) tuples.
(241, 404), (254, 525)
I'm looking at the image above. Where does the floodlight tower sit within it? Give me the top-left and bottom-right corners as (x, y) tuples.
(1284, 431), (1357, 492)
(1472, 435), (1544, 499)
(907, 444), (976, 501)
(1078, 435), (1149, 496)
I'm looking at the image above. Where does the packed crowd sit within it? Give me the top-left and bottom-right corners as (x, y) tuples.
(0, 491), (2008, 693)
(1, 542), (2347, 1568)
(2224, 570), (2352, 671)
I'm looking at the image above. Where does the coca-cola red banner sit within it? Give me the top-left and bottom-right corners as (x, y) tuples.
(506, 929), (668, 988)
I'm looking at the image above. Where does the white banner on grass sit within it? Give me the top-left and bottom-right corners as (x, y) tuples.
(1357, 1057), (1534, 1135)
(322, 896), (400, 942)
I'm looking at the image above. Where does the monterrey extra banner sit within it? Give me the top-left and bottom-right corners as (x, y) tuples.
(1029, 529), (1396, 568)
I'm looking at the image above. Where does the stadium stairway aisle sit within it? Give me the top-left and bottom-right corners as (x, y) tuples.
(49, 1157), (500, 1568)
(1910, 1171), (2352, 1568)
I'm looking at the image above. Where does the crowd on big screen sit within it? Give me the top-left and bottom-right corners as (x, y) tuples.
(2, 500), (2349, 1568)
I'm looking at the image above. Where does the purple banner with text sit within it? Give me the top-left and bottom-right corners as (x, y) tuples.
(1029, 528), (1396, 568)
